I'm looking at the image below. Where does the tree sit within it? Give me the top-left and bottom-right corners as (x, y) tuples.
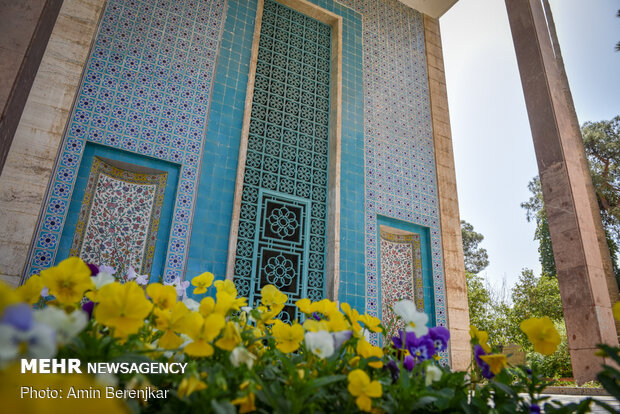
(465, 272), (513, 348)
(522, 116), (620, 284)
(521, 178), (556, 276)
(509, 269), (571, 378)
(461, 220), (489, 274)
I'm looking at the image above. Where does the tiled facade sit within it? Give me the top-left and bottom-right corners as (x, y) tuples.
(23, 0), (447, 348)
(25, 0), (227, 283)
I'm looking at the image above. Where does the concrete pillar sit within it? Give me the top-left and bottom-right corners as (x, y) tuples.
(0, 0), (63, 174)
(423, 15), (471, 371)
(505, 0), (618, 383)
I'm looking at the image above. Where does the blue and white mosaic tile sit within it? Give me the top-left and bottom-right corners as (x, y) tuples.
(329, 0), (447, 342)
(25, 0), (226, 282)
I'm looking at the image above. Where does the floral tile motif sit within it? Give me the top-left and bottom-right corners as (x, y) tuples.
(379, 229), (424, 339)
(70, 157), (167, 275)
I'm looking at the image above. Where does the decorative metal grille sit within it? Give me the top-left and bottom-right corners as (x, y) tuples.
(233, 0), (331, 321)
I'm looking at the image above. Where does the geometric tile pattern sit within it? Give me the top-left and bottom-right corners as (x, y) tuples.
(232, 0), (331, 322)
(25, 0), (226, 282)
(331, 0), (447, 342)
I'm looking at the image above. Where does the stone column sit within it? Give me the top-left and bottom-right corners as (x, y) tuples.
(0, 0), (63, 174)
(423, 15), (471, 372)
(505, 0), (618, 383)
(0, 0), (105, 286)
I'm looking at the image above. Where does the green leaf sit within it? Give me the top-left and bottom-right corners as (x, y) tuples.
(211, 399), (236, 414)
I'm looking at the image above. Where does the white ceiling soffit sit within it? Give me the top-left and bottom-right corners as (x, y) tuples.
(398, 0), (459, 19)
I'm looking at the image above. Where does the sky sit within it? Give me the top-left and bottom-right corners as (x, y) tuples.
(440, 0), (620, 289)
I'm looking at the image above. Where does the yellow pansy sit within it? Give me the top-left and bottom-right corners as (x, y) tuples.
(181, 311), (226, 357)
(303, 319), (329, 332)
(271, 320), (304, 353)
(0, 281), (19, 314)
(296, 298), (312, 314)
(215, 321), (242, 351)
(261, 284), (288, 306)
(612, 301), (620, 321)
(341, 303), (362, 332)
(356, 339), (383, 369)
(214, 279), (238, 296)
(214, 291), (247, 315)
(231, 392), (256, 414)
(347, 369), (382, 412)
(311, 299), (338, 315)
(199, 296), (215, 317)
(191, 272), (214, 295)
(40, 257), (94, 305)
(153, 301), (190, 349)
(257, 304), (284, 328)
(16, 275), (44, 304)
(520, 317), (562, 355)
(479, 354), (508, 375)
(94, 282), (154, 339)
(359, 314), (382, 333)
(326, 311), (349, 332)
(177, 375), (207, 398)
(470, 325), (491, 353)
(146, 283), (177, 310)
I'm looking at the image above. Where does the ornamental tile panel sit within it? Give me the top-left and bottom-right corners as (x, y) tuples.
(69, 157), (167, 275)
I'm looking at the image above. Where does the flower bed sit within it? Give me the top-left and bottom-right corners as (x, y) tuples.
(1, 257), (619, 413)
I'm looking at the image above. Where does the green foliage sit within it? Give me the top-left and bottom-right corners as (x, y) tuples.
(465, 272), (513, 348)
(521, 178), (556, 276)
(462, 219), (572, 379)
(522, 116), (620, 285)
(461, 220), (490, 274)
(527, 323), (573, 379)
(511, 270), (564, 326)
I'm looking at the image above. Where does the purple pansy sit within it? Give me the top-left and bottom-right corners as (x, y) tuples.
(392, 330), (416, 351)
(82, 301), (95, 319)
(392, 330), (435, 363)
(87, 263), (99, 275)
(428, 326), (450, 353)
(474, 344), (494, 379)
(1, 303), (33, 331)
(385, 359), (400, 382)
(408, 334), (435, 362)
(403, 354), (415, 371)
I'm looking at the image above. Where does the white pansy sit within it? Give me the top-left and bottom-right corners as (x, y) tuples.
(0, 324), (20, 361)
(332, 330), (352, 351)
(425, 364), (443, 386)
(393, 299), (429, 337)
(135, 273), (149, 285)
(241, 306), (256, 323)
(95, 372), (119, 387)
(182, 297), (200, 312)
(0, 322), (56, 363)
(91, 271), (115, 289)
(126, 266), (148, 285)
(304, 330), (334, 359)
(230, 347), (257, 369)
(34, 307), (88, 345)
(166, 277), (190, 298)
(98, 265), (116, 276)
